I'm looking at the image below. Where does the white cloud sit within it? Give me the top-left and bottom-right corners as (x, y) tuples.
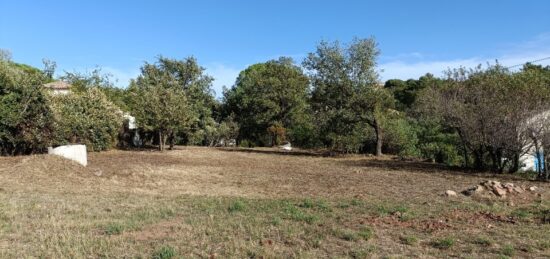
(379, 33), (550, 81)
(205, 63), (242, 98)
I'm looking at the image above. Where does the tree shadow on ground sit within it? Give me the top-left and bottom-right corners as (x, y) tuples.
(216, 147), (334, 157)
(340, 158), (539, 182)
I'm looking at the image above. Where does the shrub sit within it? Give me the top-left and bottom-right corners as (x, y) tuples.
(51, 88), (122, 151)
(0, 61), (55, 155)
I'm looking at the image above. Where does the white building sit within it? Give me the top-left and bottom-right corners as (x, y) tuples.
(519, 110), (549, 172)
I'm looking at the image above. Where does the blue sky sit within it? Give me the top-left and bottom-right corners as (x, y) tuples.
(1, 0), (549, 97)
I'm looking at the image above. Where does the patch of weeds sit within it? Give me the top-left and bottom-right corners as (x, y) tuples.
(510, 208), (532, 219)
(349, 245), (376, 258)
(431, 237), (455, 249)
(299, 198), (315, 208)
(357, 227), (373, 241)
(270, 216), (282, 226)
(338, 202), (351, 209)
(159, 208), (175, 218)
(339, 230), (359, 241)
(376, 204), (408, 216)
(228, 200), (246, 213)
(285, 204), (319, 224)
(399, 235), (418, 245)
(350, 198), (363, 206)
(537, 240), (550, 250)
(308, 236), (323, 248)
(472, 236), (492, 247)
(104, 222), (124, 235)
(152, 245), (176, 259)
(500, 244), (515, 257)
(397, 211), (416, 222)
(299, 198), (331, 212)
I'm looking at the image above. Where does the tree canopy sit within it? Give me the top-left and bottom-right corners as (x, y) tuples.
(223, 57), (312, 146)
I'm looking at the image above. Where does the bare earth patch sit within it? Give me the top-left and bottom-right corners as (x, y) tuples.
(0, 147), (549, 258)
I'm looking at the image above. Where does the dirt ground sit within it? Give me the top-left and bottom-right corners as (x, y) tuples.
(0, 147), (549, 258)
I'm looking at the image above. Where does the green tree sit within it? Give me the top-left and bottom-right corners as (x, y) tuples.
(303, 37), (393, 155)
(0, 59), (56, 155)
(51, 88), (123, 151)
(128, 58), (194, 151)
(223, 57), (312, 146)
(385, 73), (442, 111)
(61, 68), (130, 111)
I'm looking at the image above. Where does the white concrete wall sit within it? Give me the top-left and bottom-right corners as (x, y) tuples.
(520, 153), (536, 171)
(48, 144), (87, 166)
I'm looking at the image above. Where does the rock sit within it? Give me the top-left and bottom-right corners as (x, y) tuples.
(47, 144), (87, 166)
(513, 186), (525, 193)
(461, 185), (484, 196)
(529, 186), (538, 192)
(279, 142), (292, 151)
(493, 186), (507, 197)
(445, 190), (458, 197)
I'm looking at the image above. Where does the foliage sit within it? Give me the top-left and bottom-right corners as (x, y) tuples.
(384, 73), (442, 111)
(61, 68), (130, 111)
(51, 88), (123, 151)
(129, 56), (216, 149)
(416, 63), (550, 172)
(382, 116), (419, 157)
(0, 60), (56, 155)
(303, 37), (394, 155)
(223, 57), (311, 147)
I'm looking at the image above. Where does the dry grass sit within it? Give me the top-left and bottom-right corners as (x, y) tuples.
(0, 146), (549, 258)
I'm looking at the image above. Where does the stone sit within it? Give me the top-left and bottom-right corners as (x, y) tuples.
(529, 186), (538, 191)
(47, 144), (87, 166)
(445, 190), (458, 197)
(513, 186), (524, 193)
(493, 186), (507, 197)
(461, 185), (484, 196)
(503, 183), (515, 188)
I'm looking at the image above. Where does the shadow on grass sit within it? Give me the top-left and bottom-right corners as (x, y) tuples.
(216, 147), (335, 157)
(340, 158), (539, 181)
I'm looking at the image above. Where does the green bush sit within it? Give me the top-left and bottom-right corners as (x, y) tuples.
(0, 61), (55, 155)
(383, 117), (420, 157)
(51, 88), (122, 151)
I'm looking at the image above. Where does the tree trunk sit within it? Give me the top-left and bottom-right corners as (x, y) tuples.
(168, 130), (174, 150)
(473, 147), (484, 170)
(158, 130), (164, 151)
(509, 152), (520, 173)
(374, 120), (383, 156)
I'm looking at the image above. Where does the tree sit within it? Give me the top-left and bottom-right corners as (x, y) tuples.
(385, 73), (442, 111)
(51, 88), (123, 151)
(303, 37), (393, 155)
(223, 57), (312, 146)
(0, 49), (12, 62)
(417, 63), (550, 172)
(61, 68), (130, 111)
(0, 59), (56, 155)
(128, 58), (193, 151)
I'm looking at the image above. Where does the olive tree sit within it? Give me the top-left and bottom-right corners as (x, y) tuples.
(303, 37), (393, 155)
(129, 58), (194, 151)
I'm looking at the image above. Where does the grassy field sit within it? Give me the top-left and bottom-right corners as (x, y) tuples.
(0, 147), (549, 258)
